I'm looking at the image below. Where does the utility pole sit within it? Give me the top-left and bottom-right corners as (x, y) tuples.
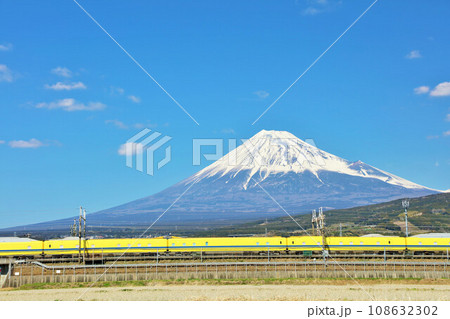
(402, 199), (410, 237)
(78, 206), (87, 263)
(78, 207), (82, 262)
(339, 223), (342, 237)
(311, 209), (317, 235)
(83, 208), (87, 261)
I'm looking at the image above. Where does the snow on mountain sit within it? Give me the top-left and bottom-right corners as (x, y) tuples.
(186, 130), (427, 191)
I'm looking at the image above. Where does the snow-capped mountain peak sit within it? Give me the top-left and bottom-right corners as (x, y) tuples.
(13, 130), (438, 230)
(189, 130), (428, 190)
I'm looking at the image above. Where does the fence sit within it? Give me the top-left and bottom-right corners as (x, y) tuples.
(4, 260), (449, 288)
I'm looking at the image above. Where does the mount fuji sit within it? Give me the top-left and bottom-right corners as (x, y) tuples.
(7, 130), (438, 230)
(83, 130), (437, 227)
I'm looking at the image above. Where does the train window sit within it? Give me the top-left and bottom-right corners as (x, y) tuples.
(376, 242), (380, 245)
(60, 245), (63, 248)
(360, 242), (363, 245)
(205, 242), (208, 246)
(127, 244), (131, 247)
(256, 242), (259, 245)
(91, 245), (95, 248)
(302, 242), (306, 245)
(350, 242), (353, 245)
(76, 245), (79, 248)
(27, 246), (31, 249)
(266, 242), (269, 245)
(137, 243), (141, 247)
(388, 241), (391, 244)
(183, 243), (186, 246)
(117, 244), (121, 247)
(172, 243), (175, 246)
(193, 243), (196, 246)
(49, 245), (52, 248)
(292, 241), (294, 244)
(280, 241), (282, 244)
(419, 242), (422, 245)
(339, 242), (343, 245)
(148, 244), (151, 247)
(434, 242), (437, 245)
(317, 242), (321, 245)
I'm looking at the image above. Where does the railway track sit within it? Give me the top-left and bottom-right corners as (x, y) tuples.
(22, 252), (450, 265)
(4, 259), (449, 289)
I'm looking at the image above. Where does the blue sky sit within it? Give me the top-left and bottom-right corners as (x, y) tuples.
(0, 0), (449, 228)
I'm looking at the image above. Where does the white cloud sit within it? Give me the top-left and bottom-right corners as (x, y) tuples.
(414, 86), (430, 95)
(446, 114), (450, 122)
(133, 123), (145, 129)
(300, 0), (340, 16)
(406, 50), (422, 59)
(221, 128), (236, 134)
(302, 7), (321, 15)
(443, 130), (450, 137)
(36, 98), (106, 112)
(254, 90), (269, 99)
(45, 81), (86, 91)
(128, 95), (141, 103)
(51, 67), (72, 78)
(430, 82), (450, 97)
(111, 86), (125, 95)
(133, 122), (158, 129)
(0, 43), (13, 51)
(106, 120), (156, 130)
(0, 140), (5, 144)
(106, 119), (128, 129)
(9, 138), (45, 149)
(0, 64), (13, 82)
(118, 142), (144, 156)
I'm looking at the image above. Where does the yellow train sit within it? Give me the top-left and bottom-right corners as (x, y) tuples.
(1, 235), (449, 257)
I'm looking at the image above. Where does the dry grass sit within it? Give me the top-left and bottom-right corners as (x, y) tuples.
(1, 284), (449, 301)
(1, 278), (449, 301)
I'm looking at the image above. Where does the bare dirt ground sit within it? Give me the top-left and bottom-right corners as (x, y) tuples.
(1, 279), (449, 301)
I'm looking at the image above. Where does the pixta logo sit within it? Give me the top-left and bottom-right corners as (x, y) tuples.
(122, 129), (172, 176)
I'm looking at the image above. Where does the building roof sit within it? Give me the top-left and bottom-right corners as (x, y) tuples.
(412, 233), (450, 238)
(0, 237), (37, 242)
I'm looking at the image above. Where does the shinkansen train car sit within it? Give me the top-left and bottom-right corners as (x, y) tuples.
(0, 238), (43, 256)
(167, 236), (286, 253)
(44, 238), (80, 255)
(85, 237), (168, 255)
(286, 236), (323, 252)
(406, 237), (450, 253)
(326, 236), (407, 252)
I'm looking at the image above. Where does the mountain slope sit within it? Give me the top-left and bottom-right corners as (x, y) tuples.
(4, 130), (438, 231)
(189, 192), (449, 237)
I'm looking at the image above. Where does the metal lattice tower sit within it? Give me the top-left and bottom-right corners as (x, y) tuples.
(70, 219), (77, 237)
(402, 199), (410, 237)
(311, 209), (317, 234)
(78, 206), (87, 263)
(312, 207), (329, 261)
